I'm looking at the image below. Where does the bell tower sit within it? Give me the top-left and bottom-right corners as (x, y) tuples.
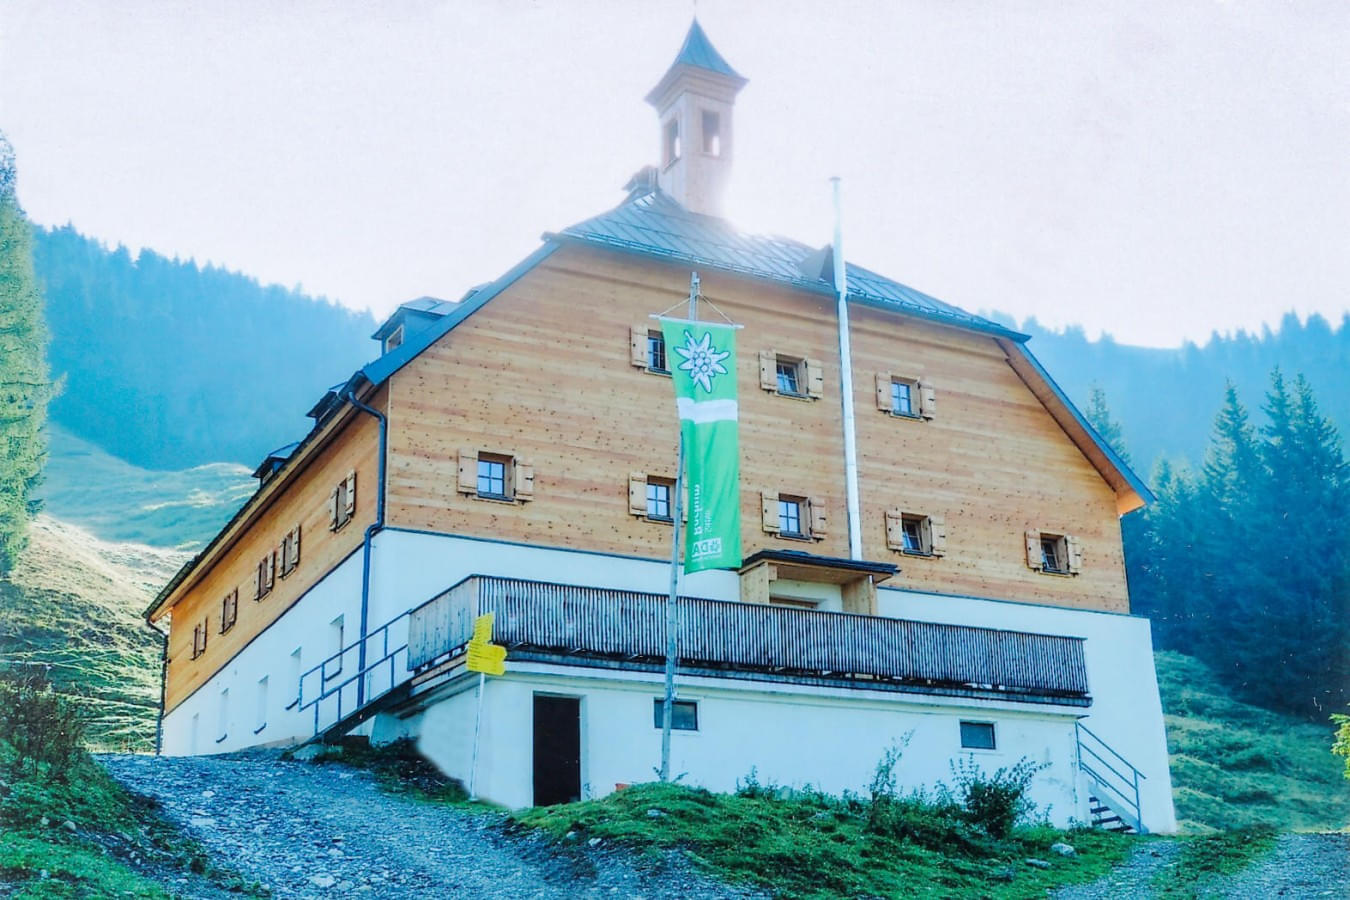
(644, 20), (747, 218)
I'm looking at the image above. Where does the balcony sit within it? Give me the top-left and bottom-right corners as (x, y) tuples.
(408, 576), (1090, 706)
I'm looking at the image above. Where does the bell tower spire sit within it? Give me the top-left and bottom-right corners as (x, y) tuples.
(644, 20), (747, 218)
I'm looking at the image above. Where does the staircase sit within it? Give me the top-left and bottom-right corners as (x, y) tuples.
(297, 611), (413, 742)
(1076, 722), (1146, 834)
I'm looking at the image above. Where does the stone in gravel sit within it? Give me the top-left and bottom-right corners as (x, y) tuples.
(564, 830), (579, 842)
(1050, 842), (1076, 857)
(201, 790), (215, 799)
(309, 873), (337, 888)
(1025, 858), (1051, 870)
(646, 808), (666, 818)
(589, 838), (603, 847)
(62, 820), (76, 832)
(190, 816), (217, 827)
(337, 881), (355, 891)
(328, 847), (344, 857)
(39, 816), (49, 827)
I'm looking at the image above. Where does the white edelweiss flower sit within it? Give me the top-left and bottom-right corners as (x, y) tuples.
(673, 329), (730, 394)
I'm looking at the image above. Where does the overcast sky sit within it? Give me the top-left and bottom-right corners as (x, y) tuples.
(3, 1), (1347, 348)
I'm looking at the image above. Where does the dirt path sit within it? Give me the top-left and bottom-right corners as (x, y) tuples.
(1055, 832), (1349, 898)
(100, 751), (754, 899)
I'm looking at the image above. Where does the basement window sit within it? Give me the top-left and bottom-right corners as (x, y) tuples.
(960, 721), (996, 751)
(702, 110), (721, 156)
(652, 699), (699, 731)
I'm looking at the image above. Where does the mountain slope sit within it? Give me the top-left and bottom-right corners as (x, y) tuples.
(0, 515), (189, 751)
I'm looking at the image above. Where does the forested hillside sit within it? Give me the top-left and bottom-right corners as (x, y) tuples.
(1006, 312), (1350, 472)
(33, 225), (376, 470)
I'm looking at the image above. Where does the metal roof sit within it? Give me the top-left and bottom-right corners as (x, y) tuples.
(550, 186), (1028, 341)
(670, 19), (742, 80)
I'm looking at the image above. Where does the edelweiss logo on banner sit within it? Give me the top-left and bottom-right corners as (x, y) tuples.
(673, 330), (730, 393)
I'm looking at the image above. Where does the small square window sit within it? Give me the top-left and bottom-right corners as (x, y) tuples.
(702, 110), (721, 156)
(891, 380), (914, 416)
(901, 516), (926, 554)
(646, 479), (672, 521)
(647, 332), (668, 373)
(776, 358), (803, 395)
(477, 456), (509, 499)
(779, 498), (804, 537)
(653, 698), (698, 731)
(1041, 535), (1067, 574)
(960, 721), (996, 750)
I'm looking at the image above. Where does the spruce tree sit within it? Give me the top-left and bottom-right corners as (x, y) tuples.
(0, 133), (51, 572)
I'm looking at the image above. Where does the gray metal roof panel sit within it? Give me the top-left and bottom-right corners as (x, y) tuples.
(671, 20), (742, 80)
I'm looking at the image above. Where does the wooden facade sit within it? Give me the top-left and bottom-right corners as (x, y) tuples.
(157, 395), (384, 713)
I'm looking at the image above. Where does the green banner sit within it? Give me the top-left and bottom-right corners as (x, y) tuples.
(660, 318), (741, 573)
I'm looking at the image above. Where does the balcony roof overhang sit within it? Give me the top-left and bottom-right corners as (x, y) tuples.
(740, 549), (897, 585)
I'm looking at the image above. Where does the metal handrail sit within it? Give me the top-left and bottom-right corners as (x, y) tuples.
(297, 610), (412, 737)
(1076, 721), (1145, 833)
(298, 611), (409, 709)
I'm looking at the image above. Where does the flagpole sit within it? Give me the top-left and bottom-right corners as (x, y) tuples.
(660, 271), (699, 782)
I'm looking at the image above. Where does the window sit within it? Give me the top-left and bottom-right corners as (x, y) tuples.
(385, 325), (404, 352)
(886, 510), (947, 557)
(770, 596), (818, 610)
(663, 118), (681, 166)
(279, 525), (301, 578)
(326, 616), (344, 680)
(891, 380), (914, 416)
(701, 110), (721, 156)
(778, 497), (804, 537)
(647, 331), (668, 373)
(219, 589), (238, 634)
(1027, 530), (1079, 575)
(776, 358), (803, 395)
(217, 688), (229, 743)
(191, 619), (209, 659)
(254, 551), (275, 600)
(330, 470), (356, 531)
(960, 721), (996, 750)
(901, 516), (925, 553)
(646, 478), (673, 521)
(254, 676), (268, 734)
(761, 351), (823, 399)
(287, 647), (302, 709)
(652, 698), (698, 731)
(477, 455), (508, 499)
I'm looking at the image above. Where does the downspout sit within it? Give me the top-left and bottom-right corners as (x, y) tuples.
(145, 618), (168, 755)
(831, 177), (863, 560)
(343, 385), (387, 709)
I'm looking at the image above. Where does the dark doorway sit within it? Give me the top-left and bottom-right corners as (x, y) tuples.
(532, 695), (581, 806)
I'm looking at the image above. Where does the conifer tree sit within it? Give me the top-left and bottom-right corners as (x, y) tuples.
(0, 133), (51, 572)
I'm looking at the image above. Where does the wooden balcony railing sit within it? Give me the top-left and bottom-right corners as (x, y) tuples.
(408, 576), (1090, 704)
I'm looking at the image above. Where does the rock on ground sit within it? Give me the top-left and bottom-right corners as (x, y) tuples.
(99, 751), (758, 900)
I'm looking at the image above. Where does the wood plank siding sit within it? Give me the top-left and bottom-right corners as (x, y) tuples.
(384, 244), (1129, 611)
(160, 394), (384, 713)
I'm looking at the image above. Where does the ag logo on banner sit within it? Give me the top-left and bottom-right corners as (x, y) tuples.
(660, 319), (742, 573)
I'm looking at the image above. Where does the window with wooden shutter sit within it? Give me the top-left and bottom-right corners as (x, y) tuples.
(884, 509), (905, 550)
(875, 372), (893, 411)
(1025, 529), (1043, 570)
(264, 551), (275, 590)
(457, 449), (478, 494)
(760, 491), (780, 533)
(918, 380), (937, 419)
(808, 496), (827, 540)
(280, 526), (301, 577)
(328, 485), (340, 530)
(805, 359), (824, 399)
(254, 559), (265, 601)
(343, 470), (356, 519)
(192, 619), (208, 659)
(758, 351), (777, 392)
(290, 525), (301, 570)
(513, 459), (534, 501)
(628, 472), (649, 517)
(220, 589), (238, 634)
(630, 325), (649, 368)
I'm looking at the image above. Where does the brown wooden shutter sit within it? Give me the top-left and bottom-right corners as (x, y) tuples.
(628, 472), (648, 516)
(876, 373), (892, 411)
(290, 525), (301, 570)
(630, 325), (648, 368)
(885, 509), (904, 550)
(928, 515), (948, 556)
(265, 551), (275, 589)
(809, 496), (828, 540)
(1025, 529), (1042, 570)
(1066, 535), (1084, 574)
(254, 560), (264, 600)
(805, 359), (825, 399)
(457, 449), (478, 494)
(919, 380), (937, 419)
(761, 491), (780, 533)
(513, 459), (534, 501)
(344, 470), (357, 518)
(759, 351), (777, 391)
(328, 486), (340, 530)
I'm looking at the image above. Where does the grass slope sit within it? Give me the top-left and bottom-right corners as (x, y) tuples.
(1157, 650), (1350, 831)
(514, 782), (1131, 899)
(37, 425), (254, 551)
(0, 516), (188, 751)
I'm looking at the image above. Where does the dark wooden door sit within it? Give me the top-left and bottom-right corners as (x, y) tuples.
(532, 695), (581, 806)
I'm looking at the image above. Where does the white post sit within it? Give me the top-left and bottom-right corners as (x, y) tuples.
(660, 271), (699, 782)
(831, 177), (863, 560)
(468, 671), (485, 800)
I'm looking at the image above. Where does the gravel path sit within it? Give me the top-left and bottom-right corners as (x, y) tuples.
(99, 751), (756, 900)
(1200, 833), (1349, 898)
(1052, 839), (1182, 899)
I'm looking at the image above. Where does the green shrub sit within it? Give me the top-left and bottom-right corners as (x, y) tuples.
(950, 755), (1046, 839)
(1333, 711), (1350, 780)
(0, 666), (85, 776)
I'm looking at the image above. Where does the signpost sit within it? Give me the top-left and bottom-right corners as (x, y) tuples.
(466, 611), (505, 800)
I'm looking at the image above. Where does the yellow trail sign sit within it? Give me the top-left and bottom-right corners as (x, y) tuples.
(466, 612), (507, 676)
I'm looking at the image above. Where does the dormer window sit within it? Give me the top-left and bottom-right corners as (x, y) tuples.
(663, 119), (681, 167)
(385, 325), (404, 352)
(702, 110), (721, 156)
